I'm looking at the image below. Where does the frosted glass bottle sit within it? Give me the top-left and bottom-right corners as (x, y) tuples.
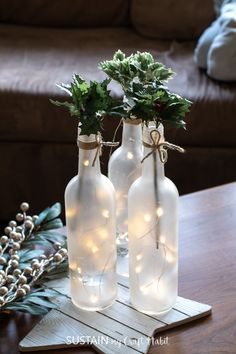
(128, 122), (178, 314)
(65, 130), (117, 311)
(108, 119), (143, 276)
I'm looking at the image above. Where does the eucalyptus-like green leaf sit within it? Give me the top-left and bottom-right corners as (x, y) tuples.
(17, 249), (29, 258)
(42, 272), (68, 281)
(18, 249), (44, 263)
(27, 297), (58, 309)
(43, 262), (69, 280)
(44, 203), (61, 222)
(41, 218), (63, 231)
(35, 231), (65, 244)
(28, 289), (64, 297)
(34, 207), (50, 227)
(0, 201), (66, 316)
(5, 303), (49, 315)
(23, 239), (51, 247)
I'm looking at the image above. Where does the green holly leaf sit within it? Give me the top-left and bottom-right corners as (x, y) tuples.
(51, 75), (121, 136)
(99, 50), (191, 129)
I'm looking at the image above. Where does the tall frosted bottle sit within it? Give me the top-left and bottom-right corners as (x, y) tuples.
(128, 123), (178, 314)
(65, 130), (117, 311)
(108, 119), (142, 276)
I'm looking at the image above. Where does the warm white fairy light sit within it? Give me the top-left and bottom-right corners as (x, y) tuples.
(96, 188), (106, 199)
(69, 261), (77, 271)
(91, 245), (99, 254)
(127, 152), (134, 159)
(135, 265), (142, 274)
(132, 218), (174, 306)
(136, 254), (143, 261)
(156, 207), (164, 217)
(166, 251), (175, 263)
(83, 159), (89, 167)
(139, 278), (166, 299)
(85, 240), (99, 254)
(98, 228), (108, 240)
(86, 240), (93, 248)
(101, 209), (109, 218)
(144, 214), (151, 222)
(90, 295), (98, 304)
(140, 285), (149, 295)
(66, 208), (76, 218)
(159, 235), (165, 244)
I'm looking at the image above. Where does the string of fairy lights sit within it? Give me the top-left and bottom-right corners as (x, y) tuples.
(132, 206), (176, 298)
(67, 205), (116, 306)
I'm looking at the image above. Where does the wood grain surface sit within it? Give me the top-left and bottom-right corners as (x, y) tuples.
(1, 182), (236, 354)
(18, 276), (211, 353)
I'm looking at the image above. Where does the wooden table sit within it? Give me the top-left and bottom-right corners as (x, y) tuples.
(1, 183), (236, 354)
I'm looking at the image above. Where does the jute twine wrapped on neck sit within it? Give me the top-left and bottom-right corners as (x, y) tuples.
(142, 124), (185, 164)
(78, 133), (119, 167)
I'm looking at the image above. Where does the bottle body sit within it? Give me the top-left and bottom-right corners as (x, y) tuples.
(65, 134), (117, 311)
(128, 124), (178, 314)
(108, 119), (142, 276)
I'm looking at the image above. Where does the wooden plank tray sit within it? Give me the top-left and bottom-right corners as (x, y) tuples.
(19, 276), (211, 353)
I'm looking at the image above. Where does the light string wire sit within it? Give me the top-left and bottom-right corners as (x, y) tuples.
(70, 211), (115, 303)
(134, 219), (174, 293)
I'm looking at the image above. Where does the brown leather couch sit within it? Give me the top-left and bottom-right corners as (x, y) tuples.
(0, 0), (236, 221)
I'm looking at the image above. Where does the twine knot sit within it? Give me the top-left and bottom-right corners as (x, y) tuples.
(141, 129), (185, 164)
(78, 134), (119, 166)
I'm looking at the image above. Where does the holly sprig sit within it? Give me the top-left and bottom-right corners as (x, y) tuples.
(50, 74), (121, 136)
(99, 50), (192, 129)
(0, 202), (68, 315)
(121, 82), (191, 129)
(99, 50), (174, 90)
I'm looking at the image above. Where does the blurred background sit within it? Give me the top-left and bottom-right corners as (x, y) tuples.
(0, 0), (235, 223)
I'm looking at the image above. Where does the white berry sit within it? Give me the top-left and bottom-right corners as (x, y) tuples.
(20, 202), (29, 212)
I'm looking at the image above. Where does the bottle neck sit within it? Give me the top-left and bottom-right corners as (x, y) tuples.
(142, 148), (165, 179)
(121, 119), (142, 149)
(77, 134), (101, 177)
(142, 123), (165, 180)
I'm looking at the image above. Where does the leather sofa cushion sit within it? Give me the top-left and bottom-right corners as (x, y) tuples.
(131, 0), (215, 40)
(1, 141), (235, 221)
(0, 0), (130, 27)
(0, 25), (236, 148)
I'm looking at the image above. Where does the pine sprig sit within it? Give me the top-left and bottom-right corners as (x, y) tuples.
(51, 75), (121, 136)
(0, 203), (68, 315)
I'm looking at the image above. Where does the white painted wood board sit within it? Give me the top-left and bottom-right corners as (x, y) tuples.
(19, 276), (211, 353)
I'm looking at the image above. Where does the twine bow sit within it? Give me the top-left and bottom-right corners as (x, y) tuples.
(141, 129), (185, 164)
(78, 134), (119, 166)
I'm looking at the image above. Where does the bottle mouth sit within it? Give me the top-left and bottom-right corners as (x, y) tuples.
(143, 122), (164, 145)
(78, 134), (98, 143)
(77, 126), (99, 143)
(123, 118), (142, 125)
